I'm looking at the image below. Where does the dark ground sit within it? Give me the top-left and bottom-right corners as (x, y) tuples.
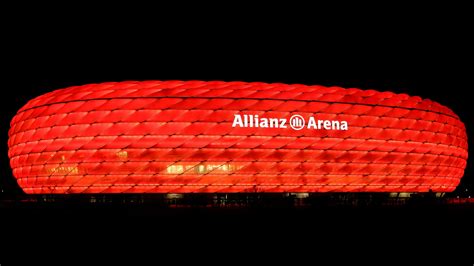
(1, 196), (473, 263)
(1, 194), (473, 259)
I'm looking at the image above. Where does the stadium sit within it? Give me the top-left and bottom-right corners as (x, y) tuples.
(6, 80), (467, 202)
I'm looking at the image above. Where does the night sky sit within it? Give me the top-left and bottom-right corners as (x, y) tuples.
(1, 18), (472, 196)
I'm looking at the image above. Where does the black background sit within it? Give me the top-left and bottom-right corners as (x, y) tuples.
(1, 8), (473, 260)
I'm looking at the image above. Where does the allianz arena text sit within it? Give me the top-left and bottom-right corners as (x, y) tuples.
(232, 114), (349, 131)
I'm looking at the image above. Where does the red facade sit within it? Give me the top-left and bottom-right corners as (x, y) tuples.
(8, 81), (468, 193)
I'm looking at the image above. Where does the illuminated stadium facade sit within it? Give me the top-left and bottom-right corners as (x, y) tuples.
(8, 81), (468, 194)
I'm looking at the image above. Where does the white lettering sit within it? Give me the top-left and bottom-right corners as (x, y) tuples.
(341, 121), (348, 130)
(232, 113), (348, 131)
(269, 118), (279, 128)
(318, 120), (324, 129)
(232, 114), (244, 127)
(308, 117), (316, 129)
(323, 120), (331, 130)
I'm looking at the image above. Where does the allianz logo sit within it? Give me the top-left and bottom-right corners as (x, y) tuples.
(232, 114), (349, 131)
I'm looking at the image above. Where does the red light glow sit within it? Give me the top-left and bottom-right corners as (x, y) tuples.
(8, 81), (468, 193)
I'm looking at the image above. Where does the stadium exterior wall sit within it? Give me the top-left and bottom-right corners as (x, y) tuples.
(8, 81), (468, 194)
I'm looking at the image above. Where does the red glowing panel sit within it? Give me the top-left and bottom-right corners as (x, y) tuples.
(8, 80), (468, 193)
